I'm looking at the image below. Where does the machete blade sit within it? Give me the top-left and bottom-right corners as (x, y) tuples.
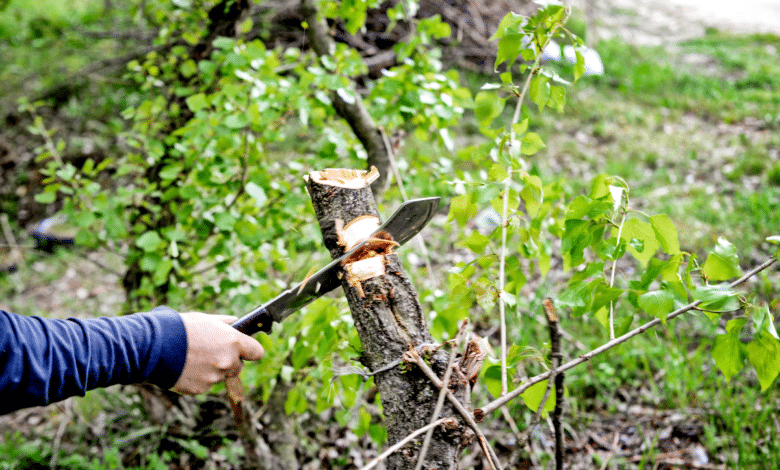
(231, 197), (439, 335)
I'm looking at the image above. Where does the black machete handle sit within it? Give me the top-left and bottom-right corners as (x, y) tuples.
(231, 305), (274, 335)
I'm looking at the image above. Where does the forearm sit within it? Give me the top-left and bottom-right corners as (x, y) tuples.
(0, 308), (187, 415)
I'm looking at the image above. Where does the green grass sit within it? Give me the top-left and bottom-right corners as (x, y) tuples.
(525, 29), (780, 262)
(0, 0), (129, 114)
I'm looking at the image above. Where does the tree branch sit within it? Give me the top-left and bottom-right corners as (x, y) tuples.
(300, 0), (394, 200)
(405, 347), (504, 470)
(478, 256), (778, 416)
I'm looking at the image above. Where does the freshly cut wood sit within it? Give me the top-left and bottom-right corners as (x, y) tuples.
(305, 168), (470, 470)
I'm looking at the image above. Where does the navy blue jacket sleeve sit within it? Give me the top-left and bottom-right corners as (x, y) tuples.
(0, 307), (188, 415)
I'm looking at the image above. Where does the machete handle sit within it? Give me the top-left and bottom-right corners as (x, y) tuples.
(231, 305), (273, 336)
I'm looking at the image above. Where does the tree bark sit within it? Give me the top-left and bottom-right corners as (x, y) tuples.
(304, 169), (468, 470)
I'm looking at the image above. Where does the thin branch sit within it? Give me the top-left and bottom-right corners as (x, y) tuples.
(608, 210), (626, 340)
(360, 418), (450, 470)
(479, 256), (778, 416)
(0, 214), (23, 263)
(226, 123), (251, 211)
(381, 129), (437, 287)
(414, 322), (468, 470)
(498, 19), (566, 396)
(499, 176), (510, 396)
(405, 348), (504, 470)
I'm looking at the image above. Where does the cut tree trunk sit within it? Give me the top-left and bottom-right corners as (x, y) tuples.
(304, 168), (470, 470)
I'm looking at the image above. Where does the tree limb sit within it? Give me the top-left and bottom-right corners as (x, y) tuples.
(300, 0), (394, 200)
(478, 256), (778, 417)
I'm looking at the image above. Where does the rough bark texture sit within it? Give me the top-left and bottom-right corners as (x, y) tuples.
(305, 171), (469, 470)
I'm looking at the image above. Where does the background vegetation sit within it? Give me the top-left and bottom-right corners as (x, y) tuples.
(1, 0), (779, 468)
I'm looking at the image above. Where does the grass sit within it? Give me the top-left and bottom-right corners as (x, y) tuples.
(0, 0), (133, 115)
(527, 29), (780, 262)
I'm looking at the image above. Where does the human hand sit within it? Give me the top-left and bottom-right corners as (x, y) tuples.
(170, 312), (264, 395)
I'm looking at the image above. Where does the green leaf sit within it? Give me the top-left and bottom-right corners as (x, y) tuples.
(483, 364), (503, 397)
(224, 114), (248, 129)
(180, 59), (197, 78)
(235, 220), (263, 247)
(34, 191), (56, 204)
(520, 174), (543, 217)
(520, 132), (545, 155)
(152, 258), (173, 286)
(491, 12), (524, 40)
(691, 283), (741, 313)
(140, 253), (161, 272)
(702, 237), (742, 281)
(245, 182), (267, 205)
(474, 91), (505, 123)
(638, 289), (674, 323)
(561, 219), (591, 269)
(461, 231), (490, 253)
(754, 305), (779, 340)
(489, 164), (510, 182)
(495, 33), (524, 68)
(159, 164), (182, 180)
(620, 218), (659, 267)
(590, 284), (623, 313)
(649, 214), (680, 255)
(746, 331), (780, 391)
(521, 380), (555, 415)
(448, 194), (477, 226)
(712, 329), (745, 383)
(767, 235), (780, 244)
(136, 231), (163, 253)
(185, 93), (208, 112)
(556, 279), (590, 312)
(574, 49), (586, 81)
(549, 85), (566, 112)
(512, 118), (529, 136)
(529, 75), (550, 112)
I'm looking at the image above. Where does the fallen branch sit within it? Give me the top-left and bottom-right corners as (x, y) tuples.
(479, 256), (778, 417)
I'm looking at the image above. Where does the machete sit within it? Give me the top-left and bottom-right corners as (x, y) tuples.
(230, 196), (439, 336)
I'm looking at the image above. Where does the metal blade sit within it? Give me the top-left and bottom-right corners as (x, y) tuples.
(231, 197), (440, 335)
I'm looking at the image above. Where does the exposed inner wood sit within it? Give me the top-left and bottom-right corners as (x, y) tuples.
(305, 166), (380, 189)
(336, 214), (381, 250)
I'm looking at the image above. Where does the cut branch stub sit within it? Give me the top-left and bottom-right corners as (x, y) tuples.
(304, 168), (468, 470)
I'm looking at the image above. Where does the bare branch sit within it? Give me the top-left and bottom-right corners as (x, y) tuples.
(479, 256), (778, 416)
(361, 418), (450, 470)
(414, 322), (468, 470)
(405, 348), (504, 470)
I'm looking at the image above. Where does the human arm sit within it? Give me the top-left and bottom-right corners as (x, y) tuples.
(0, 308), (263, 415)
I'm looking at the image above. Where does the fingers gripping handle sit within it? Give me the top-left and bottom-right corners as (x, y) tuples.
(230, 306), (274, 336)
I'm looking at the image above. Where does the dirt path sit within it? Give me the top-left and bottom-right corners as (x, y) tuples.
(576, 0), (780, 47)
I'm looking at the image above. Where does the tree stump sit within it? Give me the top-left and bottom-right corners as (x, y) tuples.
(304, 168), (469, 470)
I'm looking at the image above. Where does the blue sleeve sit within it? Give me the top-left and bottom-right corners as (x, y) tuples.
(0, 307), (188, 415)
